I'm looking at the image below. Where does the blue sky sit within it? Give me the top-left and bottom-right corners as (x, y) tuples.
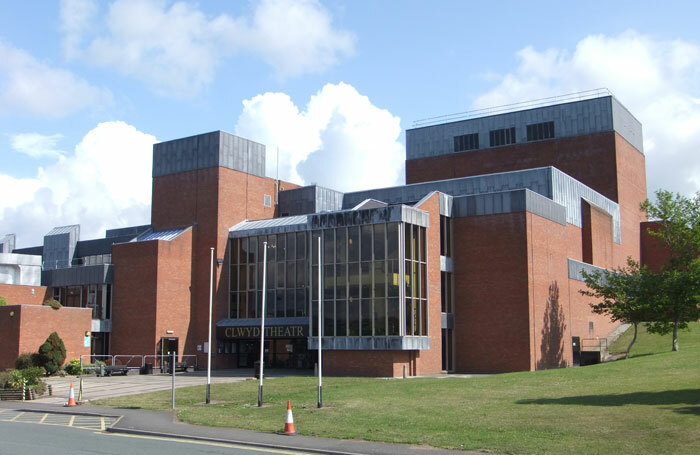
(2, 0), (700, 247)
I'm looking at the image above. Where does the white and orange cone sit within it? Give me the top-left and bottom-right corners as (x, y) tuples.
(66, 382), (76, 407)
(283, 400), (296, 435)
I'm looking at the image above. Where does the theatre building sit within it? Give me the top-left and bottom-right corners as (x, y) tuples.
(1, 91), (651, 376)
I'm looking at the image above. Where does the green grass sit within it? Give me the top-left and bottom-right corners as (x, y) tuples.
(95, 324), (700, 455)
(609, 321), (700, 357)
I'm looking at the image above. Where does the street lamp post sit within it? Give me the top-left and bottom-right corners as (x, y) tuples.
(317, 236), (323, 408)
(206, 247), (214, 404)
(258, 241), (268, 407)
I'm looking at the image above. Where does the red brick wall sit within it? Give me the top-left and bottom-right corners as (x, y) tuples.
(0, 305), (91, 370)
(640, 221), (670, 272)
(323, 350), (410, 377)
(406, 132), (620, 201)
(111, 240), (159, 356)
(452, 213), (531, 373)
(155, 229), (194, 357)
(0, 284), (50, 306)
(413, 192), (443, 375)
(581, 201), (614, 269)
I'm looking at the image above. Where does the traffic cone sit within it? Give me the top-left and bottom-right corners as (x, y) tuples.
(283, 400), (296, 435)
(66, 382), (77, 407)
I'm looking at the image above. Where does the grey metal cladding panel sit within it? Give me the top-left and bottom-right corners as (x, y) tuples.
(550, 168), (621, 243)
(307, 336), (430, 350)
(42, 264), (113, 287)
(568, 258), (607, 282)
(406, 97), (616, 160)
(439, 193), (453, 217)
(278, 186), (318, 216)
(525, 190), (567, 225)
(105, 225), (151, 238)
(342, 167), (553, 209)
(611, 97), (644, 153)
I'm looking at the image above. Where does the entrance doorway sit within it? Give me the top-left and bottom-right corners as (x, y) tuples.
(229, 339), (311, 369)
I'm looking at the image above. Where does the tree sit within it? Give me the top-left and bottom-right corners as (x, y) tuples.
(581, 259), (656, 358)
(641, 190), (700, 351)
(38, 332), (66, 376)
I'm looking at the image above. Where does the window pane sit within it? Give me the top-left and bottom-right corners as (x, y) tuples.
(247, 291), (256, 318)
(405, 298), (412, 336)
(420, 227), (426, 262)
(265, 290), (274, 317)
(336, 300), (347, 336)
(336, 264), (346, 300)
(360, 262), (371, 298)
(374, 261), (386, 297)
(387, 298), (399, 336)
(287, 232), (296, 260)
(324, 264), (334, 300)
(336, 227), (346, 263)
(404, 223), (412, 261)
(348, 298), (359, 336)
(296, 289), (306, 317)
(446, 273), (452, 313)
(312, 300), (319, 336)
(267, 235), (276, 262)
(296, 260), (306, 288)
(311, 230), (320, 265)
(324, 229), (334, 264)
(286, 290), (295, 317)
(388, 260), (399, 297)
(348, 226), (359, 262)
(405, 260), (412, 298)
(240, 292), (248, 319)
(286, 261), (296, 288)
(361, 225), (372, 261)
(421, 300), (428, 336)
(387, 223), (399, 260)
(231, 264), (239, 293)
(348, 262), (359, 299)
(277, 233), (286, 261)
(419, 263), (426, 299)
(276, 291), (285, 318)
(361, 299), (371, 336)
(277, 263), (285, 288)
(374, 298), (386, 336)
(248, 264), (256, 290)
(229, 292), (238, 318)
(232, 239), (239, 265)
(239, 238), (248, 264)
(312, 265), (319, 300)
(445, 217), (451, 257)
(323, 299), (334, 336)
(374, 224), (385, 260)
(266, 260), (274, 289)
(258, 235), (266, 261)
(296, 232), (306, 260)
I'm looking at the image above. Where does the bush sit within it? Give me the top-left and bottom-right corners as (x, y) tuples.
(38, 332), (66, 376)
(42, 299), (62, 309)
(14, 352), (42, 370)
(20, 366), (46, 387)
(64, 358), (83, 376)
(0, 296), (7, 306)
(3, 370), (24, 389)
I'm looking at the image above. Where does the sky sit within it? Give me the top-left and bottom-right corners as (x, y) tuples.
(2, 0), (700, 247)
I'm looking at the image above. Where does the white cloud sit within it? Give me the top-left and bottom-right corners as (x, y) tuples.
(61, 0), (355, 97)
(235, 82), (404, 192)
(0, 41), (112, 118)
(472, 30), (700, 196)
(0, 122), (156, 247)
(9, 133), (65, 159)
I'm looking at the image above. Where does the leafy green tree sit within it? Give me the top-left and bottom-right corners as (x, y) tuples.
(38, 332), (67, 376)
(642, 190), (700, 351)
(0, 296), (8, 306)
(581, 259), (657, 358)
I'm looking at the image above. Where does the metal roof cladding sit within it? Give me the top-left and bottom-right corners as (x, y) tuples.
(134, 226), (190, 242)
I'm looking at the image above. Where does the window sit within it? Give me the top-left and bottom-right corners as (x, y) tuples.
(453, 133), (479, 152)
(526, 121), (555, 141)
(263, 194), (272, 207)
(489, 127), (516, 147)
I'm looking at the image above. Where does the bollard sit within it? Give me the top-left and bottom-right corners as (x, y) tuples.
(403, 364), (406, 379)
(314, 362), (318, 377)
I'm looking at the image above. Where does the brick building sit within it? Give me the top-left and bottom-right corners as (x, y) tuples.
(1, 91), (654, 375)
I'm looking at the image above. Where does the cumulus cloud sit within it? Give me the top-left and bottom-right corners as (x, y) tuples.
(472, 30), (700, 196)
(61, 0), (355, 97)
(0, 122), (156, 247)
(0, 41), (113, 117)
(9, 133), (65, 160)
(235, 82), (404, 192)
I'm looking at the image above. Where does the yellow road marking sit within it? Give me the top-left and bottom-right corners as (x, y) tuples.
(100, 417), (105, 431)
(68, 415), (75, 427)
(9, 412), (23, 421)
(39, 414), (48, 423)
(105, 432), (316, 454)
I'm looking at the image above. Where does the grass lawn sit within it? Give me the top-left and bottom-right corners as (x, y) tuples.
(95, 323), (700, 455)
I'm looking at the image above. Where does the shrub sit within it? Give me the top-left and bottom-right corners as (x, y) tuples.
(20, 366), (46, 387)
(3, 370), (24, 389)
(15, 352), (41, 370)
(38, 332), (66, 375)
(0, 296), (7, 306)
(64, 358), (83, 376)
(43, 299), (62, 309)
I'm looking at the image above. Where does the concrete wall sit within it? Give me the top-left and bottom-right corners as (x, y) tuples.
(0, 253), (42, 285)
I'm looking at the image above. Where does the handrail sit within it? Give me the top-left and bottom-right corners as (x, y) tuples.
(412, 88), (613, 128)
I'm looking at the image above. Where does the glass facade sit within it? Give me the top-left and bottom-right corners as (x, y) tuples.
(229, 220), (428, 340)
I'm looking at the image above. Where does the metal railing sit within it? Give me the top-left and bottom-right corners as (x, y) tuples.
(581, 338), (608, 352)
(79, 354), (198, 371)
(412, 88), (613, 128)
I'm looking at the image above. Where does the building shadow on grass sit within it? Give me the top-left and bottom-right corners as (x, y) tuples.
(518, 389), (700, 415)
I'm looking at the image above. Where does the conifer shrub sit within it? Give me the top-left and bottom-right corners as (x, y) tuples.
(38, 332), (67, 375)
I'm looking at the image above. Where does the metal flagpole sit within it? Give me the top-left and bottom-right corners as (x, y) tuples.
(258, 242), (268, 407)
(318, 236), (323, 408)
(206, 247), (214, 404)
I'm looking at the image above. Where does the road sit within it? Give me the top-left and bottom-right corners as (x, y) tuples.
(0, 418), (312, 455)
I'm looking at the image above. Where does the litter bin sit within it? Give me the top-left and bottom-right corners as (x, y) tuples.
(253, 361), (260, 379)
(141, 363), (153, 375)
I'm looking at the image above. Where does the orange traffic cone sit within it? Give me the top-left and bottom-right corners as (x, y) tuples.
(283, 400), (296, 435)
(66, 382), (77, 407)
